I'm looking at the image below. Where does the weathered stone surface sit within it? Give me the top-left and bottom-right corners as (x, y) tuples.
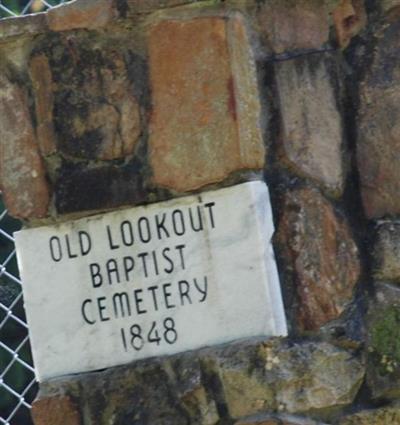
(257, 0), (330, 54)
(148, 16), (264, 192)
(47, 0), (115, 32)
(30, 37), (142, 161)
(381, 0), (400, 14)
(29, 54), (56, 156)
(373, 221), (400, 282)
(275, 187), (360, 331)
(274, 54), (344, 196)
(216, 339), (364, 418)
(366, 283), (400, 400)
(357, 18), (400, 218)
(79, 354), (219, 425)
(0, 14), (46, 40)
(126, 0), (198, 14)
(31, 395), (81, 425)
(333, 0), (367, 48)
(36, 338), (363, 424)
(54, 160), (146, 214)
(340, 406), (400, 424)
(0, 75), (50, 219)
(235, 417), (319, 425)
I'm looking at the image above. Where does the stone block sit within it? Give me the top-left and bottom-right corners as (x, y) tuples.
(31, 395), (81, 425)
(274, 53), (344, 196)
(275, 187), (360, 331)
(333, 0), (367, 49)
(29, 54), (56, 156)
(40, 338), (363, 424)
(54, 161), (147, 214)
(148, 15), (264, 192)
(47, 0), (115, 32)
(366, 283), (400, 400)
(381, 0), (400, 13)
(28, 38), (143, 162)
(0, 75), (50, 219)
(373, 221), (400, 282)
(340, 406), (400, 425)
(257, 0), (330, 54)
(357, 18), (400, 218)
(215, 339), (364, 418)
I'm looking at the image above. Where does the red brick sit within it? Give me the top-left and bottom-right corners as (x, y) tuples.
(0, 75), (50, 219)
(32, 395), (81, 425)
(148, 16), (264, 192)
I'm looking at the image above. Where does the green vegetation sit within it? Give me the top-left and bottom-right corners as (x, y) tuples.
(370, 305), (400, 374)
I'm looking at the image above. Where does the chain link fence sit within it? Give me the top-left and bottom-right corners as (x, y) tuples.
(0, 2), (68, 424)
(0, 0), (67, 18)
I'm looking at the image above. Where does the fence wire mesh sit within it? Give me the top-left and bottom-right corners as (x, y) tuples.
(0, 197), (37, 425)
(0, 3), (68, 425)
(0, 0), (67, 18)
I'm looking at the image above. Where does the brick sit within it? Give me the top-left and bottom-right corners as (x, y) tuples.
(47, 0), (115, 32)
(0, 75), (50, 219)
(333, 0), (367, 48)
(357, 18), (400, 218)
(275, 53), (344, 196)
(29, 54), (57, 156)
(275, 187), (360, 331)
(257, 0), (330, 54)
(148, 16), (264, 192)
(32, 395), (81, 425)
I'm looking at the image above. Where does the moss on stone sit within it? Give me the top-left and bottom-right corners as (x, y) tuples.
(370, 305), (400, 374)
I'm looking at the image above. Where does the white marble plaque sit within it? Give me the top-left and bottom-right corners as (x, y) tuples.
(15, 181), (287, 381)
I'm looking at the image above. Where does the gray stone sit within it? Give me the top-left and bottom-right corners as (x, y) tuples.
(373, 222), (400, 282)
(366, 283), (400, 400)
(356, 16), (400, 218)
(275, 53), (344, 197)
(214, 339), (364, 418)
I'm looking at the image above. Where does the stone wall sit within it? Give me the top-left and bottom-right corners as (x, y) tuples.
(1, 0), (400, 424)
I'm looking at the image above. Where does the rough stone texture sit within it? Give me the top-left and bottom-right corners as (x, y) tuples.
(381, 0), (400, 14)
(29, 54), (57, 156)
(215, 339), (364, 419)
(47, 0), (116, 32)
(0, 74), (50, 219)
(274, 53), (344, 196)
(235, 417), (319, 425)
(54, 160), (147, 214)
(235, 418), (318, 425)
(366, 283), (400, 400)
(35, 338), (363, 424)
(275, 187), (360, 331)
(148, 16), (264, 192)
(333, 0), (367, 48)
(357, 17), (400, 219)
(29, 38), (142, 162)
(78, 355), (219, 425)
(31, 395), (81, 425)
(257, 0), (330, 54)
(373, 221), (400, 282)
(340, 406), (400, 424)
